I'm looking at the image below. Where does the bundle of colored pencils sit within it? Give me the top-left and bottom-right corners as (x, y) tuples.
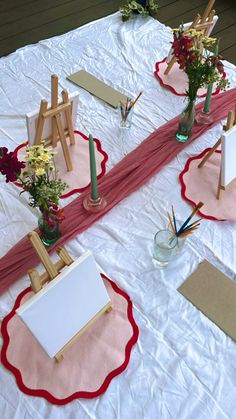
(167, 202), (204, 238)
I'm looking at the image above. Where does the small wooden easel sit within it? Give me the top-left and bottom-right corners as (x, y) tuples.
(34, 74), (75, 171)
(164, 0), (216, 76)
(198, 106), (236, 199)
(27, 231), (112, 362)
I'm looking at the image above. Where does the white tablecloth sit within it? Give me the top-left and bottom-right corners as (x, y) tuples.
(1, 12), (236, 419)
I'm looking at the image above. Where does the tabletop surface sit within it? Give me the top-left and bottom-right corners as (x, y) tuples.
(1, 12), (236, 419)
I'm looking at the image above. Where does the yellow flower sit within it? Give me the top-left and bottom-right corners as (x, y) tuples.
(39, 153), (50, 161)
(35, 167), (45, 176)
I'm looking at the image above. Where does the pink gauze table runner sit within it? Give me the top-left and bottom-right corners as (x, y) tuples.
(0, 87), (236, 294)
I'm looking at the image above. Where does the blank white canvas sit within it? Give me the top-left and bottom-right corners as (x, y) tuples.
(221, 124), (236, 187)
(16, 251), (111, 358)
(26, 91), (79, 145)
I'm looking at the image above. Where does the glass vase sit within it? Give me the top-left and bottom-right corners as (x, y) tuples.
(176, 98), (196, 143)
(38, 212), (60, 247)
(153, 229), (178, 268)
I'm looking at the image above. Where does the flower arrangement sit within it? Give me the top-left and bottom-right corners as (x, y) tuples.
(172, 26), (228, 101)
(171, 26), (229, 142)
(119, 0), (158, 22)
(0, 145), (67, 234)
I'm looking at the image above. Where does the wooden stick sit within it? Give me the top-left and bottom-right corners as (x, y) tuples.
(226, 110), (235, 130)
(42, 102), (71, 119)
(61, 89), (75, 145)
(129, 92), (143, 110)
(54, 301), (112, 362)
(198, 137), (221, 168)
(28, 231), (58, 279)
(204, 9), (215, 35)
(51, 74), (58, 148)
(56, 246), (74, 265)
(34, 99), (48, 145)
(171, 205), (177, 234)
(55, 113), (73, 171)
(167, 211), (175, 234)
(28, 268), (42, 293)
(201, 0), (215, 24)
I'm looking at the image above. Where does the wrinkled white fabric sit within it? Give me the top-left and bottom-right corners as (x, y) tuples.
(0, 12), (236, 419)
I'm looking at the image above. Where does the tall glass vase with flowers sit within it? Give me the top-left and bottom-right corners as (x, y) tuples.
(171, 27), (229, 142)
(0, 145), (67, 246)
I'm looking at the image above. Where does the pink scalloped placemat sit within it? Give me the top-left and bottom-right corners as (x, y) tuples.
(0, 274), (139, 405)
(154, 57), (225, 97)
(15, 130), (108, 198)
(179, 148), (236, 221)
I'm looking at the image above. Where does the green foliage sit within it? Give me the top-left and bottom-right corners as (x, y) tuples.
(119, 0), (159, 22)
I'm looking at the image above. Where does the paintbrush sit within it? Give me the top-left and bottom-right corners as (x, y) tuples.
(176, 202), (204, 236)
(128, 91), (143, 111)
(167, 211), (175, 234)
(171, 205), (177, 234)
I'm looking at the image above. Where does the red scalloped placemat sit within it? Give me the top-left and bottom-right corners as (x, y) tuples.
(1, 274), (138, 405)
(14, 130), (108, 198)
(179, 147), (236, 221)
(154, 57), (225, 97)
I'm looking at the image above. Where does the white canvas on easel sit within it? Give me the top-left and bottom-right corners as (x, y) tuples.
(221, 124), (236, 188)
(16, 251), (111, 358)
(26, 91), (79, 145)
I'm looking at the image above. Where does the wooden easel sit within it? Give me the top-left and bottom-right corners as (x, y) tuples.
(164, 0), (216, 76)
(27, 231), (112, 362)
(34, 74), (75, 171)
(198, 107), (236, 199)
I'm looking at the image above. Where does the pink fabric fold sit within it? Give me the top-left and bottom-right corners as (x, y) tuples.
(1, 87), (236, 294)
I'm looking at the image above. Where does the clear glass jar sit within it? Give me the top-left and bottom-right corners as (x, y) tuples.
(153, 229), (178, 268)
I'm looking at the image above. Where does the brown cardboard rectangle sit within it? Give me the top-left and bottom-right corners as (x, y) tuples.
(67, 70), (128, 108)
(178, 260), (236, 341)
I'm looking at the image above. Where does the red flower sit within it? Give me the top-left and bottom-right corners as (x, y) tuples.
(0, 147), (25, 182)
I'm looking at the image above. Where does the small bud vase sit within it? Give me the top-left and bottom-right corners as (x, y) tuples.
(176, 98), (196, 143)
(38, 212), (61, 247)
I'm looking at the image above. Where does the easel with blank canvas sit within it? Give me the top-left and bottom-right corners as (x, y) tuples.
(26, 74), (77, 171)
(164, 0), (217, 75)
(198, 105), (236, 199)
(18, 231), (112, 362)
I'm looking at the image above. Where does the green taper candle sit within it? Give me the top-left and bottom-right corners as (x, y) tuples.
(203, 41), (219, 113)
(203, 82), (213, 113)
(88, 134), (98, 200)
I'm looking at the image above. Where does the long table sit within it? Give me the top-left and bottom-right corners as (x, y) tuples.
(1, 12), (236, 419)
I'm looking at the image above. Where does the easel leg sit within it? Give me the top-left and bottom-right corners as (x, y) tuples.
(55, 113), (73, 171)
(34, 100), (48, 145)
(216, 168), (223, 200)
(28, 268), (43, 293)
(51, 75), (58, 148)
(105, 305), (112, 313)
(62, 90), (75, 145)
(198, 138), (221, 168)
(164, 55), (176, 75)
(55, 353), (64, 363)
